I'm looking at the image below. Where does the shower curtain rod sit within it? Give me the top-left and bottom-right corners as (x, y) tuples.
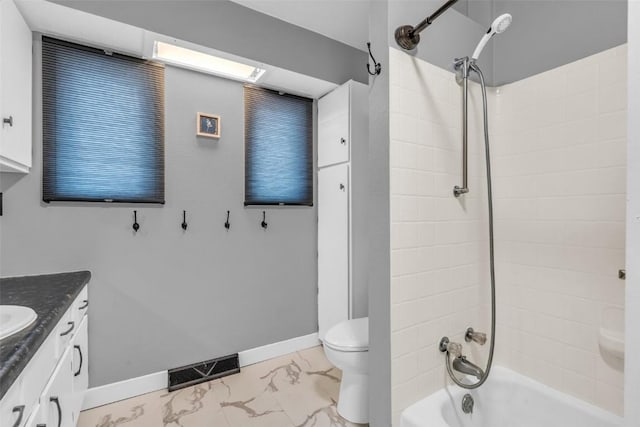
(395, 0), (459, 50)
(413, 0), (459, 35)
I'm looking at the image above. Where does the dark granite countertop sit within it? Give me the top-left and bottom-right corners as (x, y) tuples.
(0, 271), (91, 400)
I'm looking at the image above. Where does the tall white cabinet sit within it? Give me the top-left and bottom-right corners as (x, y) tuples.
(0, 0), (32, 173)
(318, 80), (368, 340)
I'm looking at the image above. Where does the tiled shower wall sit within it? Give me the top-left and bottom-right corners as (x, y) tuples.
(389, 47), (493, 425)
(389, 45), (626, 423)
(492, 44), (627, 415)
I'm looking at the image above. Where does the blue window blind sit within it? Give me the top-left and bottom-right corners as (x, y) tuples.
(244, 86), (313, 206)
(42, 37), (165, 203)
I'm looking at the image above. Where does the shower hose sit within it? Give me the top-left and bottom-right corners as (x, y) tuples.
(444, 62), (496, 390)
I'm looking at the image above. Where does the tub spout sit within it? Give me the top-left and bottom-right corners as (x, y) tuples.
(452, 356), (484, 381)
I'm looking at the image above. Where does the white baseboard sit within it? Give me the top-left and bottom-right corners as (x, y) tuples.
(82, 332), (320, 410)
(238, 332), (320, 367)
(82, 370), (167, 411)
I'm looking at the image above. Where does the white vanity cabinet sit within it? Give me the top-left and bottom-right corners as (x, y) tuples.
(0, 0), (33, 173)
(317, 80), (368, 340)
(1, 286), (89, 427)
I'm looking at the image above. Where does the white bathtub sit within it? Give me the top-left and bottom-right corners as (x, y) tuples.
(401, 367), (622, 427)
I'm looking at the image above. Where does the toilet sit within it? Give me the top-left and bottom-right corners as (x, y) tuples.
(323, 317), (369, 424)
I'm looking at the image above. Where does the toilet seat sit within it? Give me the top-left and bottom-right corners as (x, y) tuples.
(324, 317), (369, 352)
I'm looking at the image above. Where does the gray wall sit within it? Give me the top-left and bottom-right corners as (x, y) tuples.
(52, 0), (368, 86)
(493, 0), (628, 85)
(0, 38), (319, 387)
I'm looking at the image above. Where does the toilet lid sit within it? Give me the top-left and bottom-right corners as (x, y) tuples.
(324, 317), (368, 352)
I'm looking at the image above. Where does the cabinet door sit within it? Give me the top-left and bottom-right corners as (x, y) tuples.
(42, 348), (73, 427)
(70, 316), (88, 423)
(318, 163), (350, 340)
(0, 0), (32, 173)
(318, 83), (350, 168)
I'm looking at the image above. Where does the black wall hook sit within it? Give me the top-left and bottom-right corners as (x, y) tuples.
(261, 211), (268, 229)
(224, 210), (231, 230)
(181, 210), (188, 231)
(132, 210), (140, 232)
(367, 42), (382, 76)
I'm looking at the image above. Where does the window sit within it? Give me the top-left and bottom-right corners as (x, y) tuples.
(42, 37), (165, 203)
(244, 86), (313, 206)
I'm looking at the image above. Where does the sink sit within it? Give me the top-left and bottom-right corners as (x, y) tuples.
(0, 305), (37, 340)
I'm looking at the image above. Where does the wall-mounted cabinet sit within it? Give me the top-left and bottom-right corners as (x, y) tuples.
(0, 0), (32, 173)
(317, 80), (368, 340)
(318, 83), (351, 168)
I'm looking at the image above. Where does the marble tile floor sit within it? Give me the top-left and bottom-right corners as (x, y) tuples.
(78, 346), (368, 427)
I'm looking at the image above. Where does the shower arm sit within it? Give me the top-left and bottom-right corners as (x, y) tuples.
(395, 0), (459, 50)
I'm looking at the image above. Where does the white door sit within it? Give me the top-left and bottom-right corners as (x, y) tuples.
(318, 82), (350, 168)
(318, 163), (350, 340)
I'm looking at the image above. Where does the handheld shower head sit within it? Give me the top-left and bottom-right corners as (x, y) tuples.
(471, 13), (512, 61)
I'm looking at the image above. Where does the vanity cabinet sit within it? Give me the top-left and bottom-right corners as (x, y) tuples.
(317, 80), (368, 340)
(0, 0), (33, 173)
(1, 286), (89, 427)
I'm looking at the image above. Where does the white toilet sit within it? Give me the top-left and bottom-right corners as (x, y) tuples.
(323, 317), (369, 424)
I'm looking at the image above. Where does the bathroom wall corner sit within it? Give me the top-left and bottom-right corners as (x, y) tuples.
(367, 1), (392, 426)
(625, 2), (640, 426)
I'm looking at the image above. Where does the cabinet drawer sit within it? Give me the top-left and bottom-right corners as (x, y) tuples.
(53, 306), (74, 358)
(0, 378), (26, 427)
(21, 330), (57, 419)
(71, 286), (89, 327)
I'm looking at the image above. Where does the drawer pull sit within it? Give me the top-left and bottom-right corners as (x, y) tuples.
(74, 344), (83, 376)
(60, 321), (75, 336)
(11, 405), (25, 427)
(50, 397), (62, 427)
(78, 300), (89, 310)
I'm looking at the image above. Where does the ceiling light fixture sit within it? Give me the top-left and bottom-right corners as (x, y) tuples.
(152, 41), (265, 83)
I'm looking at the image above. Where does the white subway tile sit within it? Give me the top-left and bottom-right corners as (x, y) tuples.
(390, 45), (626, 418)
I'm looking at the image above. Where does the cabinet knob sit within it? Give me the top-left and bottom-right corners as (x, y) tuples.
(3, 116), (13, 127)
(340, 137), (346, 145)
(339, 183), (345, 191)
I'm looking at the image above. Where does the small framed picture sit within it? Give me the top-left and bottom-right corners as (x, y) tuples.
(196, 112), (220, 138)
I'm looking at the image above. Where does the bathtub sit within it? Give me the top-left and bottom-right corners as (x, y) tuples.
(401, 367), (622, 427)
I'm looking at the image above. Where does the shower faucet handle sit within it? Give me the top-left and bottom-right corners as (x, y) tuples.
(439, 337), (462, 357)
(465, 327), (487, 345)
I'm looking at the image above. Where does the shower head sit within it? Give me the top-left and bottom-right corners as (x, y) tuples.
(471, 13), (512, 61)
